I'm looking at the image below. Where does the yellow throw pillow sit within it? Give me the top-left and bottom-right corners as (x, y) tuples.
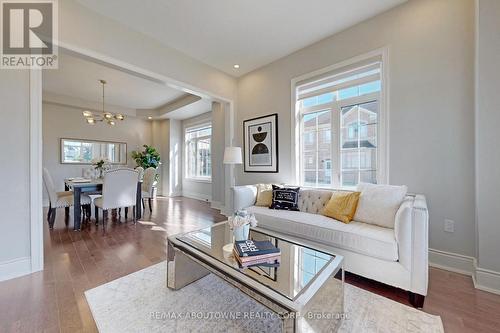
(255, 184), (273, 207)
(323, 191), (361, 224)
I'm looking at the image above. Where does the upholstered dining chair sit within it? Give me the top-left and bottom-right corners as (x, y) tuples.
(141, 167), (157, 213)
(42, 168), (92, 229)
(94, 168), (139, 229)
(135, 166), (145, 182)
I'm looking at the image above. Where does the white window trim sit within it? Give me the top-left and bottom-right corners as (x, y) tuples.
(184, 122), (212, 182)
(290, 48), (390, 188)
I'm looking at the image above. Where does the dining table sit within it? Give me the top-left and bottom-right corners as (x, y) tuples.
(64, 178), (142, 231)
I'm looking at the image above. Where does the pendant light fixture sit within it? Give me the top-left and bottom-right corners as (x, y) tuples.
(82, 80), (125, 125)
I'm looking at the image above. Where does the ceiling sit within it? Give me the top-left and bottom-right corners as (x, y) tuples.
(43, 52), (188, 110)
(76, 0), (406, 76)
(162, 99), (212, 120)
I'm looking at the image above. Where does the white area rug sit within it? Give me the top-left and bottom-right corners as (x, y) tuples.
(85, 262), (443, 333)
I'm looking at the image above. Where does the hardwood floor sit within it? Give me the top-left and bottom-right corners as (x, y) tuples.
(0, 196), (499, 332)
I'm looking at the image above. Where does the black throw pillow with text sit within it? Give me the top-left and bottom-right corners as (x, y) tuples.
(270, 185), (300, 211)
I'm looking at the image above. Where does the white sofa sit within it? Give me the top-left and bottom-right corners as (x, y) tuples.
(232, 185), (429, 307)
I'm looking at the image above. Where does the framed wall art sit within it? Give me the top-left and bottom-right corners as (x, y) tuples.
(243, 113), (278, 173)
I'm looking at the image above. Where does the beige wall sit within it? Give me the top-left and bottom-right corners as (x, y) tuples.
(236, 0), (476, 256)
(151, 119), (170, 196)
(0, 72), (31, 275)
(476, 0), (500, 273)
(211, 102), (226, 207)
(42, 102), (152, 203)
(169, 119), (183, 196)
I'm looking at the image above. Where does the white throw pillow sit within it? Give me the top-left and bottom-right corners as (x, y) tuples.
(353, 183), (408, 228)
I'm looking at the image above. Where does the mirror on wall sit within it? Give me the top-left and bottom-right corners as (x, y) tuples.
(60, 138), (127, 164)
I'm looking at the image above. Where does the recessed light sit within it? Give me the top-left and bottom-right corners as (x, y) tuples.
(233, 64), (240, 69)
(148, 116), (153, 120)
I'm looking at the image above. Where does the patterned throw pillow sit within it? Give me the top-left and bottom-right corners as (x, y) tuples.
(270, 185), (300, 211)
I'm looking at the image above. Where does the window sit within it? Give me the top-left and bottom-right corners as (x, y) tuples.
(296, 57), (385, 188)
(185, 124), (212, 180)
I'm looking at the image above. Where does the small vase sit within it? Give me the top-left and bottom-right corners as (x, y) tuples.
(233, 224), (250, 242)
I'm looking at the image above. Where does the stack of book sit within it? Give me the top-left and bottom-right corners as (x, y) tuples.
(233, 239), (281, 268)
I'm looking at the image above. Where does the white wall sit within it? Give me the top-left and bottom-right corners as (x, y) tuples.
(0, 71), (32, 280)
(236, 0), (476, 257)
(42, 102), (152, 203)
(476, 0), (500, 273)
(182, 112), (213, 201)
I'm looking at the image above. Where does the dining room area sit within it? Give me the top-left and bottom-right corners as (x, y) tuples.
(40, 50), (226, 233)
(43, 150), (149, 231)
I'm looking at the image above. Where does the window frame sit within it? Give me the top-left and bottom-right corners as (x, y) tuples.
(291, 48), (389, 189)
(184, 123), (212, 182)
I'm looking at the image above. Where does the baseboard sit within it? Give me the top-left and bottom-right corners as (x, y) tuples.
(473, 266), (500, 295)
(181, 191), (212, 202)
(429, 248), (500, 295)
(0, 257), (32, 282)
(429, 248), (475, 275)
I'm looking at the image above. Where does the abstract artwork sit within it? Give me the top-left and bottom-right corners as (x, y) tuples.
(243, 114), (278, 173)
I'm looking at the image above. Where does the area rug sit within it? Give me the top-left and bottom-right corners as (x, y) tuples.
(85, 262), (443, 333)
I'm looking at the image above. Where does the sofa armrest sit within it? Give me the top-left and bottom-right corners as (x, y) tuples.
(232, 185), (257, 211)
(394, 194), (429, 295)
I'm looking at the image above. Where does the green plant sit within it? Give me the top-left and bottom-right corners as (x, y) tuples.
(131, 145), (161, 169)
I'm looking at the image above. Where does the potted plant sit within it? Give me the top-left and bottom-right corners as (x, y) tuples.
(131, 145), (161, 197)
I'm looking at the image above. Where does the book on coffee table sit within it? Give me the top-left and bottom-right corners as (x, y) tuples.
(234, 240), (280, 258)
(233, 249), (281, 267)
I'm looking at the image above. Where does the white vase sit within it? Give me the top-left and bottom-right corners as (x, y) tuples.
(233, 224), (250, 242)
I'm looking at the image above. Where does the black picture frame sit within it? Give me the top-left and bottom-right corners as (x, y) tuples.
(243, 113), (279, 173)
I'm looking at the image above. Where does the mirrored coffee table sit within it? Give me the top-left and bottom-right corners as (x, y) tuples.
(167, 221), (344, 332)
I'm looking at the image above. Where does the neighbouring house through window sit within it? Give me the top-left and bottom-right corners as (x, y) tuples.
(295, 55), (385, 188)
(185, 123), (212, 180)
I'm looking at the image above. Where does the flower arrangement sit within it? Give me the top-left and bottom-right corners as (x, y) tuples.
(92, 157), (109, 178)
(228, 209), (258, 229)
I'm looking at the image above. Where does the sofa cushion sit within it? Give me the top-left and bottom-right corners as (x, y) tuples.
(297, 189), (336, 214)
(354, 183), (408, 228)
(247, 206), (398, 262)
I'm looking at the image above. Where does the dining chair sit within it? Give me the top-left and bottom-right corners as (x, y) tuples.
(42, 168), (92, 229)
(141, 167), (157, 213)
(117, 166), (144, 219)
(135, 166), (145, 182)
(94, 168), (139, 229)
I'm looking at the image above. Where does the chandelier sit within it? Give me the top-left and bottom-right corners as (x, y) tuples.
(82, 79), (125, 125)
